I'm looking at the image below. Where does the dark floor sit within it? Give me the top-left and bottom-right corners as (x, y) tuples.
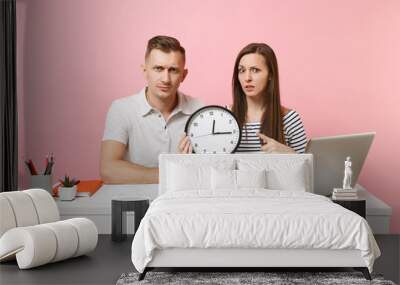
(0, 235), (399, 285)
(0, 235), (134, 285)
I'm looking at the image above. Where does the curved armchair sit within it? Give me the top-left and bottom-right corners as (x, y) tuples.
(0, 189), (98, 269)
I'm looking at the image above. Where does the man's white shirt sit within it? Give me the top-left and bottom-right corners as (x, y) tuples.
(102, 88), (203, 167)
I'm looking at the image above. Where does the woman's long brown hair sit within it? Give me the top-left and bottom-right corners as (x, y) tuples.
(232, 43), (285, 144)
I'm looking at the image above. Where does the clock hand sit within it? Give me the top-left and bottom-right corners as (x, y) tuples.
(214, 131), (233, 135)
(212, 120), (215, 134)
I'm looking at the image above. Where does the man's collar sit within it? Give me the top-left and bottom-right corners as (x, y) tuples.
(173, 91), (193, 115)
(139, 87), (192, 117)
(138, 88), (153, 117)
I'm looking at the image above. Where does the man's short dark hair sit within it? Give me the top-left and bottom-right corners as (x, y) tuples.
(145, 35), (186, 62)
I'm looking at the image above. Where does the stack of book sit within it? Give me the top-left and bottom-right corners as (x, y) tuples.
(332, 188), (358, 200)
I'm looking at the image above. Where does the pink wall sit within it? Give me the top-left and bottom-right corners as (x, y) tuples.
(16, 0), (400, 232)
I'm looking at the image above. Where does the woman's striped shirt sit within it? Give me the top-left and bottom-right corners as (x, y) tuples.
(235, 110), (307, 153)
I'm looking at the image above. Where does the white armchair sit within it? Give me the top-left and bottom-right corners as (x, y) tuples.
(0, 189), (98, 269)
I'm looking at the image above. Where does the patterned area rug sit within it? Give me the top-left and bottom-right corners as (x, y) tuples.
(116, 271), (396, 285)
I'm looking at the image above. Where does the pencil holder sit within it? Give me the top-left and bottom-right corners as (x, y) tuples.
(30, 174), (53, 195)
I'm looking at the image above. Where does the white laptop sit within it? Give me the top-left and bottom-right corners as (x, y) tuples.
(305, 132), (375, 196)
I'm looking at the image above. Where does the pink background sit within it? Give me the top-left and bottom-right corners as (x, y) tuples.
(16, 0), (400, 232)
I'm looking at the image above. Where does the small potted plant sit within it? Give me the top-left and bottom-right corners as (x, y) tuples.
(58, 175), (79, 201)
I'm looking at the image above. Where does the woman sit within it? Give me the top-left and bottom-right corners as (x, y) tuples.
(178, 43), (307, 154)
(231, 43), (307, 153)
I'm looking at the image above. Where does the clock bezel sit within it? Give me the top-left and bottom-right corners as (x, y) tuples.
(184, 105), (242, 154)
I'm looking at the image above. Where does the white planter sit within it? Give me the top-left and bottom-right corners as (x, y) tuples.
(59, 186), (77, 201)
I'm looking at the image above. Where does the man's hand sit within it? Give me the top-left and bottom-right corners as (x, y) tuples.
(178, 133), (193, 154)
(257, 133), (295, 154)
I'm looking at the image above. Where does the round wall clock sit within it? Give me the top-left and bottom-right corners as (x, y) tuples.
(184, 105), (241, 154)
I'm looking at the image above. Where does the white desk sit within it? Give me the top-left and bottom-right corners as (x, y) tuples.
(56, 184), (392, 234)
(356, 185), (392, 233)
(56, 184), (158, 234)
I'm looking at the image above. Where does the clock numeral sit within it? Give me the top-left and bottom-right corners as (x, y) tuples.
(229, 119), (232, 124)
(200, 114), (203, 118)
(194, 143), (198, 147)
(230, 140), (234, 144)
(233, 130), (236, 134)
(203, 149), (206, 153)
(223, 147), (226, 152)
(220, 113), (223, 116)
(193, 122), (198, 127)
(190, 133), (194, 137)
(213, 151), (216, 154)
(209, 111), (214, 116)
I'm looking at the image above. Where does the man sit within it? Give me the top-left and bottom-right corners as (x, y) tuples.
(100, 36), (203, 184)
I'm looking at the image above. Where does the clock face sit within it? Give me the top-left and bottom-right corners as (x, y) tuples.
(185, 105), (241, 154)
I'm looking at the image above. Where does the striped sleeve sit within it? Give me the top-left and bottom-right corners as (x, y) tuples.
(283, 110), (308, 154)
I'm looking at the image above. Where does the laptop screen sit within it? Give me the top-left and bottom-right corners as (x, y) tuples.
(305, 132), (375, 196)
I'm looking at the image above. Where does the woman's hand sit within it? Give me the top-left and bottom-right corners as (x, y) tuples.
(178, 133), (193, 154)
(257, 133), (296, 154)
